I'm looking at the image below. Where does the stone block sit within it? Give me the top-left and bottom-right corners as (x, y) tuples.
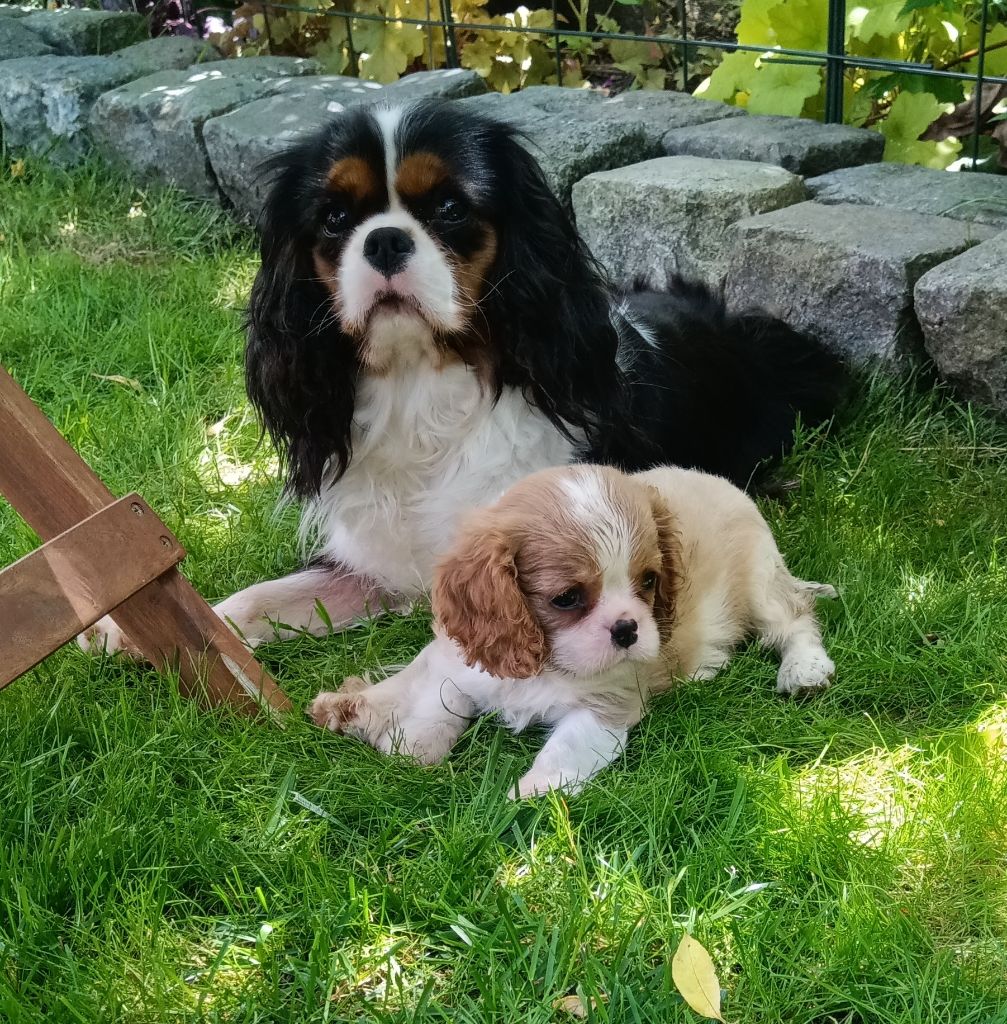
(0, 17), (53, 59)
(725, 201), (996, 368)
(383, 67), (485, 102)
(88, 58), (319, 198)
(0, 38), (213, 164)
(807, 162), (1007, 229)
(20, 8), (146, 55)
(662, 113), (884, 177)
(572, 155), (807, 289)
(505, 86), (743, 149)
(914, 232), (1007, 412)
(459, 90), (651, 204)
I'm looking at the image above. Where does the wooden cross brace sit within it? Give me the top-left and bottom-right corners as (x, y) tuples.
(0, 366), (291, 717)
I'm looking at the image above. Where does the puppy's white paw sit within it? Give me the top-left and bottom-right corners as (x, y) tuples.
(76, 616), (142, 660)
(308, 689), (365, 733)
(776, 651), (835, 695)
(509, 771), (585, 800)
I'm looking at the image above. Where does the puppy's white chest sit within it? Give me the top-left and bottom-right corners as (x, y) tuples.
(309, 365), (575, 594)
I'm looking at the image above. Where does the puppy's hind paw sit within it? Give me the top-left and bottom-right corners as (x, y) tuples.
(308, 690), (363, 732)
(337, 674), (370, 695)
(776, 651), (835, 696)
(76, 615), (143, 660)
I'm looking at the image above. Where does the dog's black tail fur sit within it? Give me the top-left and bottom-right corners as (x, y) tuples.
(591, 277), (848, 490)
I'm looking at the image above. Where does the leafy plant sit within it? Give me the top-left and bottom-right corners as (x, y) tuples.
(695, 0), (1007, 169)
(206, 0), (674, 91)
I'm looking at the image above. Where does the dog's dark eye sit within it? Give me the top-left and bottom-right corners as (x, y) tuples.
(322, 205), (350, 236)
(551, 586), (583, 610)
(434, 196), (466, 224)
(641, 571), (658, 592)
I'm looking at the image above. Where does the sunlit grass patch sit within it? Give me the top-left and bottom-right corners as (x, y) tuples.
(3, 159), (1007, 1023)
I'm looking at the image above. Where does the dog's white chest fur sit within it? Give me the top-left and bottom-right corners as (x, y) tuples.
(306, 363), (575, 594)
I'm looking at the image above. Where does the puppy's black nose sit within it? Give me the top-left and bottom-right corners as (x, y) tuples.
(610, 619), (638, 649)
(363, 227), (415, 277)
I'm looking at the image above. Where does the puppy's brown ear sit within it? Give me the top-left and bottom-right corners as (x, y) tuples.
(647, 487), (682, 640)
(433, 513), (547, 679)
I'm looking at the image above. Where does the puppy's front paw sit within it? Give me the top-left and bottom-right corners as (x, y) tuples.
(308, 690), (365, 732)
(510, 771), (584, 800)
(76, 616), (143, 660)
(776, 651), (835, 695)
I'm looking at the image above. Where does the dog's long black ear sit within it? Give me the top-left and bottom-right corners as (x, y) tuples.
(480, 131), (628, 450)
(245, 165), (359, 499)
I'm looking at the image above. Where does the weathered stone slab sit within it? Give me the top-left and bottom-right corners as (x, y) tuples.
(383, 67), (485, 102)
(459, 91), (650, 204)
(725, 201), (996, 368)
(505, 85), (743, 149)
(662, 113), (884, 177)
(915, 232), (1007, 412)
(203, 68), (484, 222)
(0, 38), (214, 164)
(89, 58), (319, 198)
(0, 6), (33, 18)
(807, 162), (1007, 229)
(573, 155), (806, 289)
(0, 17), (53, 59)
(20, 8), (146, 55)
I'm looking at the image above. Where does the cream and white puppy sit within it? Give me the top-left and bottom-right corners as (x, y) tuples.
(310, 464), (836, 797)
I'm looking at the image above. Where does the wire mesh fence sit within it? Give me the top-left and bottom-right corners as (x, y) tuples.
(219, 0), (1005, 167)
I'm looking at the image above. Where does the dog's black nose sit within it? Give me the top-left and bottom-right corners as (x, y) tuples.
(363, 227), (415, 277)
(610, 619), (638, 649)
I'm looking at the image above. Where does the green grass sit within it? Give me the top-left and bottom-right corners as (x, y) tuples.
(2, 157), (1007, 1024)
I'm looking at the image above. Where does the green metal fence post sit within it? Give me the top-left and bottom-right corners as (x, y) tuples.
(971, 0), (991, 168)
(440, 0), (459, 68)
(824, 0), (846, 123)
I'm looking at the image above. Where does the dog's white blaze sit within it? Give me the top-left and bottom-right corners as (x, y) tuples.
(374, 105), (402, 210)
(561, 468), (634, 591)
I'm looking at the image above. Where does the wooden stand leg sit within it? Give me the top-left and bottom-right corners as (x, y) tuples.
(0, 366), (291, 717)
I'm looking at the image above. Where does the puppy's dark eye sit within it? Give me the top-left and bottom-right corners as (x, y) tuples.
(322, 205), (350, 236)
(550, 586), (583, 611)
(434, 196), (466, 224)
(641, 571), (658, 592)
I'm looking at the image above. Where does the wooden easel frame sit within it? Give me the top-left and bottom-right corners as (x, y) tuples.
(0, 366), (291, 717)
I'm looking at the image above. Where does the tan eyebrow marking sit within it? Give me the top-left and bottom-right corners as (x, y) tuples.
(325, 156), (381, 201)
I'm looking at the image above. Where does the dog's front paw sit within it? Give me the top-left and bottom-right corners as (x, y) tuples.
(308, 689), (365, 733)
(509, 771), (585, 800)
(76, 616), (143, 660)
(776, 651), (835, 695)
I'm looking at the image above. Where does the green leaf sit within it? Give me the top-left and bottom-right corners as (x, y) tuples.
(768, 0), (828, 50)
(881, 90), (961, 167)
(695, 49), (758, 103)
(746, 60), (822, 115)
(735, 0), (780, 46)
(898, 0), (953, 15)
(850, 0), (913, 44)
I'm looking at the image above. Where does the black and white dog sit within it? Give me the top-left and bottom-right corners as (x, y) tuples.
(82, 99), (843, 652)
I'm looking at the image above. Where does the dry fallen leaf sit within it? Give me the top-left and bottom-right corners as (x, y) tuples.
(671, 933), (724, 1021)
(552, 993), (604, 1018)
(90, 373), (144, 393)
(10, 159), (25, 178)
